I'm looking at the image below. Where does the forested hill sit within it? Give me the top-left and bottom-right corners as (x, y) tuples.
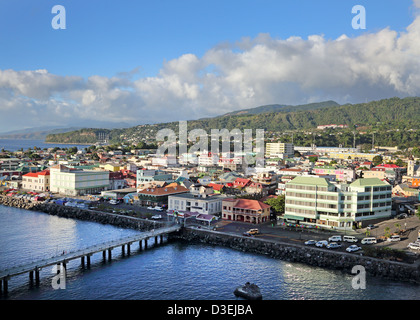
(45, 97), (420, 145)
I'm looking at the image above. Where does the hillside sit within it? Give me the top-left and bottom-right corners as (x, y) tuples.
(216, 100), (339, 117)
(45, 97), (420, 147)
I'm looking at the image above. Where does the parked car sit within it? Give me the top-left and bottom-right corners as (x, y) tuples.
(154, 206), (164, 211)
(109, 199), (118, 205)
(367, 224), (377, 230)
(361, 237), (377, 245)
(328, 235), (342, 242)
(397, 213), (408, 219)
(247, 228), (259, 235)
(407, 242), (420, 250)
(326, 242), (342, 249)
(151, 214), (162, 220)
(243, 231), (253, 237)
(315, 240), (328, 248)
(346, 245), (362, 252)
(343, 235), (358, 243)
(304, 240), (317, 246)
(387, 235), (401, 242)
(147, 206), (154, 210)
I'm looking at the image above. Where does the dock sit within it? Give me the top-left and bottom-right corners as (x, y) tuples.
(0, 224), (181, 295)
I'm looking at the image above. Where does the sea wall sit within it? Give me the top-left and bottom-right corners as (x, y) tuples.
(171, 228), (420, 285)
(0, 195), (165, 231)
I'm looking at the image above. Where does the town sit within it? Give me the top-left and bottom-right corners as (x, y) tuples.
(1, 139), (420, 260)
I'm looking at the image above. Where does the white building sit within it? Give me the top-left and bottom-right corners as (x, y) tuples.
(50, 164), (109, 196)
(265, 143), (294, 158)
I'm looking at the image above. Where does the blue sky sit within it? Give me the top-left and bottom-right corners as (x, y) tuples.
(0, 0), (415, 78)
(0, 0), (419, 132)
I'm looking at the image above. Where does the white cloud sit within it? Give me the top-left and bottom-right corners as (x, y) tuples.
(2, 2), (420, 131)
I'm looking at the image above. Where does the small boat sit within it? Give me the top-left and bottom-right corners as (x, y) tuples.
(234, 282), (262, 300)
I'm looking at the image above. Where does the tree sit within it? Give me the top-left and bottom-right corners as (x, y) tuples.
(264, 195), (285, 215)
(395, 159), (405, 167)
(372, 155), (383, 166)
(308, 156), (318, 163)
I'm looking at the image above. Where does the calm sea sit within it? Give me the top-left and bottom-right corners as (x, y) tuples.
(0, 139), (89, 152)
(1, 205), (420, 301)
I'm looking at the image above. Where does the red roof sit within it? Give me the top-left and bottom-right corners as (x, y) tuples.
(376, 164), (400, 168)
(23, 170), (50, 178)
(208, 183), (224, 191)
(223, 198), (271, 211)
(233, 178), (251, 186)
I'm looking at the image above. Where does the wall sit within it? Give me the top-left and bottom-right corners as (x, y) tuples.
(170, 228), (420, 285)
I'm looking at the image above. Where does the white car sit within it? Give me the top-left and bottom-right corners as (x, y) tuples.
(315, 240), (328, 248)
(387, 235), (401, 242)
(304, 240), (317, 245)
(361, 237), (377, 245)
(147, 206), (154, 210)
(346, 245), (362, 252)
(154, 206), (164, 211)
(328, 235), (342, 242)
(407, 242), (420, 250)
(326, 242), (342, 249)
(151, 214), (162, 220)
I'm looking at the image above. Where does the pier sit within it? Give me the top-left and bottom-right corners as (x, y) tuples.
(0, 224), (181, 295)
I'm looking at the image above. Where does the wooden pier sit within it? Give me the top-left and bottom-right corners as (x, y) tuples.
(0, 224), (181, 295)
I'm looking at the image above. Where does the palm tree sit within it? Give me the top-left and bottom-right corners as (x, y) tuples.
(384, 227), (391, 238)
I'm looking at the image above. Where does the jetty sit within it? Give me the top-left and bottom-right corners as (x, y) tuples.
(0, 224), (181, 295)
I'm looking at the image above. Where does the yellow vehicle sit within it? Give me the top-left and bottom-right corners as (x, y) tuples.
(247, 228), (259, 235)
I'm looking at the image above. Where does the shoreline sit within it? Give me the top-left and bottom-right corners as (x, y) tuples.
(1, 195), (420, 285)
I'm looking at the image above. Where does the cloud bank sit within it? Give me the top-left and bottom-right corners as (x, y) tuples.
(2, 5), (420, 131)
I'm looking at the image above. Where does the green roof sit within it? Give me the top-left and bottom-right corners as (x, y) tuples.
(350, 178), (388, 187)
(286, 176), (332, 187)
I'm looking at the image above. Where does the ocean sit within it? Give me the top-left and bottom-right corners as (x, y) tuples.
(0, 138), (89, 153)
(1, 205), (420, 301)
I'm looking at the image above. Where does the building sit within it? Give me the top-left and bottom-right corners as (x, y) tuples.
(168, 189), (225, 215)
(222, 198), (271, 224)
(22, 169), (50, 192)
(246, 172), (278, 195)
(136, 169), (174, 190)
(265, 143), (294, 158)
(50, 164), (109, 196)
(137, 185), (189, 207)
(284, 176), (392, 230)
(312, 165), (356, 182)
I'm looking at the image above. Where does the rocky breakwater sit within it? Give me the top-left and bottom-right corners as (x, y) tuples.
(173, 228), (420, 285)
(0, 195), (164, 231)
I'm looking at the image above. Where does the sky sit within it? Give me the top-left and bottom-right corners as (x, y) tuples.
(0, 0), (420, 132)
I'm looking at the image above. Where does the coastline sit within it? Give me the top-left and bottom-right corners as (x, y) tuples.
(1, 194), (420, 285)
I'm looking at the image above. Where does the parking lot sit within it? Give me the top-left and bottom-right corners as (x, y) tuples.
(213, 215), (420, 257)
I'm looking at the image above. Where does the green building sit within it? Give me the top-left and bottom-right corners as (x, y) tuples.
(284, 176), (392, 230)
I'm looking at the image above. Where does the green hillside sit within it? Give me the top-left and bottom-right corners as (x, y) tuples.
(45, 97), (420, 148)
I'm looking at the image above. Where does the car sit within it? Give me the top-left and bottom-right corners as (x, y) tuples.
(361, 237), (377, 245)
(326, 242), (342, 249)
(343, 235), (358, 243)
(346, 245), (362, 252)
(328, 235), (342, 242)
(315, 240), (328, 248)
(243, 231), (253, 237)
(147, 206), (154, 210)
(154, 206), (164, 211)
(367, 224), (378, 230)
(387, 235), (401, 242)
(247, 228), (259, 235)
(397, 213), (408, 219)
(304, 240), (317, 245)
(151, 214), (162, 220)
(109, 199), (118, 205)
(407, 242), (420, 250)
